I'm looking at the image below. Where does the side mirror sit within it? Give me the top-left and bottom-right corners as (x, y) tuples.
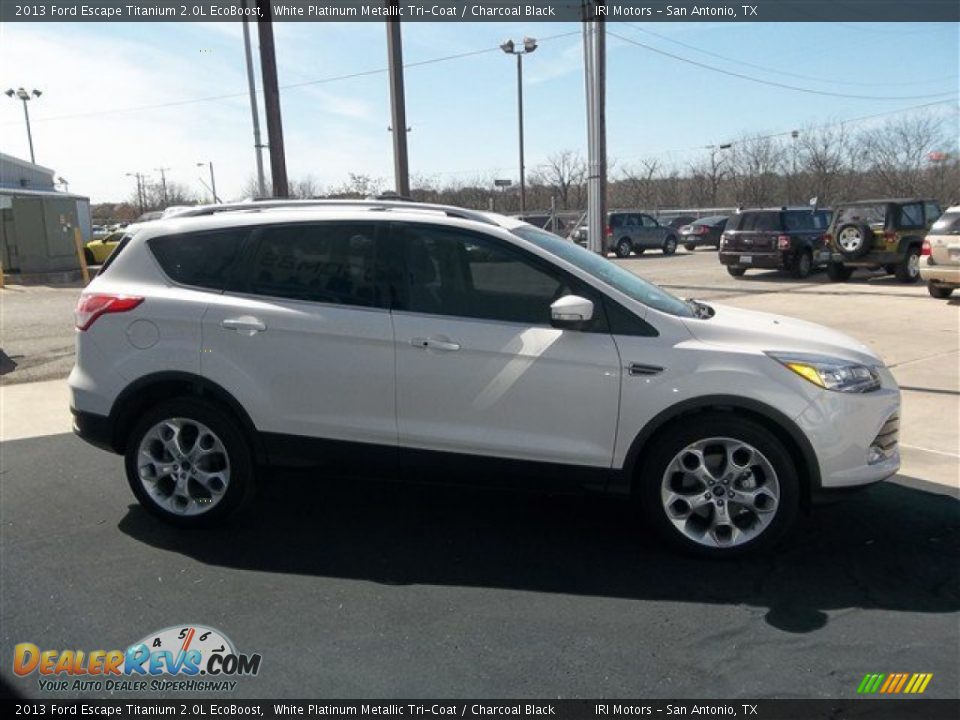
(550, 295), (594, 330)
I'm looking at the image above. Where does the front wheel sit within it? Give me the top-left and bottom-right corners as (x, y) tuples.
(826, 262), (854, 282)
(638, 414), (799, 558)
(928, 283), (955, 299)
(791, 250), (813, 279)
(894, 247), (921, 283)
(125, 398), (254, 527)
(663, 236), (678, 255)
(615, 238), (633, 258)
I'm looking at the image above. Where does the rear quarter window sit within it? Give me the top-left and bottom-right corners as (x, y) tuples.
(149, 229), (248, 290)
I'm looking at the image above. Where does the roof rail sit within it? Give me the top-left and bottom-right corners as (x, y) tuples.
(168, 199), (498, 226)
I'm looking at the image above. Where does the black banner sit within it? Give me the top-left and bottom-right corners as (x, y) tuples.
(2, 0), (958, 23)
(2, 700), (960, 720)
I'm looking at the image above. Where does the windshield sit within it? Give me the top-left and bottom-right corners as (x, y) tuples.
(512, 225), (694, 318)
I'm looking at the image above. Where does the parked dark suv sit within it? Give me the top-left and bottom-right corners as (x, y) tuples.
(719, 207), (832, 279)
(821, 199), (942, 283)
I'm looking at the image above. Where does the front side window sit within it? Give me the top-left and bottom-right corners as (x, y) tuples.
(149, 229), (247, 290)
(512, 225), (694, 318)
(398, 225), (570, 325)
(243, 223), (380, 307)
(641, 215), (659, 228)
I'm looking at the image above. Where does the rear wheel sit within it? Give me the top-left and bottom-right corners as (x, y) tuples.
(791, 249), (813, 279)
(663, 236), (678, 255)
(615, 237), (632, 258)
(638, 414), (799, 558)
(826, 262), (854, 282)
(125, 398), (253, 527)
(928, 283), (955, 299)
(684, 242), (697, 252)
(727, 266), (746, 277)
(894, 247), (921, 283)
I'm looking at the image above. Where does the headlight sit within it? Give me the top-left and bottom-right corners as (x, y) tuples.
(766, 352), (881, 393)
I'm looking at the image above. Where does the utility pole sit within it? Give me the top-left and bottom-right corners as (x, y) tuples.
(126, 172), (146, 214)
(257, 0), (289, 198)
(582, 3), (607, 254)
(197, 162), (219, 203)
(242, 1), (267, 198)
(154, 167), (169, 206)
(386, 0), (410, 197)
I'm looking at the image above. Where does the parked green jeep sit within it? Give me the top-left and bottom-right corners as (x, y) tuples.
(821, 198), (942, 283)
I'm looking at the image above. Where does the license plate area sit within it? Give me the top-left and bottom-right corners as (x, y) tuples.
(741, 255), (753, 264)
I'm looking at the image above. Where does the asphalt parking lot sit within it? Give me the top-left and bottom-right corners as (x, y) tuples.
(1, 249), (957, 700)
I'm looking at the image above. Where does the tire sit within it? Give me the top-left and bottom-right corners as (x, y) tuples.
(835, 223), (874, 259)
(637, 413), (800, 558)
(83, 248), (96, 266)
(663, 235), (678, 255)
(615, 237), (632, 258)
(791, 249), (813, 279)
(124, 398), (254, 527)
(684, 243), (697, 252)
(928, 283), (955, 299)
(727, 266), (746, 277)
(826, 263), (854, 282)
(884, 264), (898, 275)
(894, 247), (921, 283)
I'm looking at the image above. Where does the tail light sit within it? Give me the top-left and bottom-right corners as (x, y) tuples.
(75, 294), (144, 331)
(694, 226), (707, 235)
(605, 225), (612, 237)
(884, 231), (896, 241)
(777, 234), (791, 250)
(922, 239), (932, 256)
(824, 232), (833, 243)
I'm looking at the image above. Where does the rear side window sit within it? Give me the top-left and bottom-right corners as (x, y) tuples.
(244, 223), (381, 308)
(835, 205), (887, 227)
(899, 203), (924, 228)
(783, 211), (814, 232)
(730, 212), (780, 232)
(149, 229), (247, 290)
(931, 211), (960, 234)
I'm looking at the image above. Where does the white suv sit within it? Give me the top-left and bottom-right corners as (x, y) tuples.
(69, 200), (901, 557)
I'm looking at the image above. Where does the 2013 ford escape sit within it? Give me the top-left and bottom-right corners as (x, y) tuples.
(69, 200), (901, 557)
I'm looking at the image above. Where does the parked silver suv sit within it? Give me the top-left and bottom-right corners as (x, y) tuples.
(570, 211), (680, 257)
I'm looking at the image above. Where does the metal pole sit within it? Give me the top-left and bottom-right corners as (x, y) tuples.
(517, 53), (526, 215)
(583, 16), (601, 254)
(257, 0), (289, 198)
(155, 167), (168, 205)
(209, 162), (219, 204)
(22, 98), (35, 164)
(242, 3), (267, 198)
(386, 1), (410, 197)
(596, 17), (607, 243)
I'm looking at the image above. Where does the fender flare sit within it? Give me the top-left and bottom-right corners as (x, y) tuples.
(618, 394), (821, 499)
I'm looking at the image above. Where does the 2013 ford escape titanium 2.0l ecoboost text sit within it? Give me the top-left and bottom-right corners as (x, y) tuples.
(69, 200), (901, 558)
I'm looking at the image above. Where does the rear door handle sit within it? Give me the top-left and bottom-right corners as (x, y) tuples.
(222, 316), (266, 336)
(411, 337), (461, 352)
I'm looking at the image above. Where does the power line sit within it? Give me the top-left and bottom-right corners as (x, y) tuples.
(623, 23), (958, 88)
(7, 31), (582, 125)
(608, 31), (959, 102)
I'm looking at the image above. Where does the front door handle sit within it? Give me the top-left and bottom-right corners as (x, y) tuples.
(411, 337), (461, 352)
(222, 316), (266, 336)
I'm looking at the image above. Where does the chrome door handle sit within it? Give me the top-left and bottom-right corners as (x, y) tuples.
(411, 337), (461, 352)
(222, 316), (266, 336)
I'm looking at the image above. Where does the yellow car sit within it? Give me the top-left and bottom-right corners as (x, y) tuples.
(84, 230), (124, 265)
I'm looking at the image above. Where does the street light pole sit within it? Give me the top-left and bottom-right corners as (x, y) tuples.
(501, 38), (537, 215)
(197, 162), (219, 204)
(5, 87), (42, 164)
(242, 1), (267, 198)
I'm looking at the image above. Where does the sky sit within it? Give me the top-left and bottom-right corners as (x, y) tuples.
(0, 19), (957, 204)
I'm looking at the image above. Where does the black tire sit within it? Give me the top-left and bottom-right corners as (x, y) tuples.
(835, 223), (874, 260)
(826, 262), (854, 282)
(727, 266), (746, 277)
(637, 413), (800, 559)
(894, 247), (921, 284)
(663, 235), (678, 255)
(928, 283), (955, 299)
(884, 264), (898, 275)
(684, 243), (697, 252)
(791, 249), (813, 279)
(124, 398), (254, 527)
(83, 248), (96, 266)
(615, 237), (632, 258)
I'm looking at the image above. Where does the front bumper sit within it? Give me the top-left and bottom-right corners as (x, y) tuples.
(795, 367), (901, 489)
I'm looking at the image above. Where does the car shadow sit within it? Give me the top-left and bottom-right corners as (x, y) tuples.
(117, 471), (959, 635)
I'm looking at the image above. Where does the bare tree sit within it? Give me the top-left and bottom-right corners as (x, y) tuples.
(729, 135), (786, 206)
(619, 158), (662, 209)
(859, 114), (948, 197)
(688, 147), (728, 207)
(529, 150), (586, 210)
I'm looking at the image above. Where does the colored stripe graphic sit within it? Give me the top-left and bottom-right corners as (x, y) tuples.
(857, 673), (932, 694)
